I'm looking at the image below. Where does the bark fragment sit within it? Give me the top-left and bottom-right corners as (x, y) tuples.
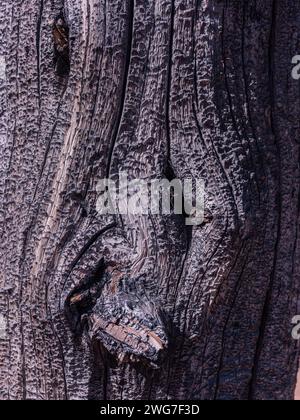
(0, 0), (299, 400)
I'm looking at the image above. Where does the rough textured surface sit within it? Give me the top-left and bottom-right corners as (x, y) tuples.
(0, 0), (299, 400)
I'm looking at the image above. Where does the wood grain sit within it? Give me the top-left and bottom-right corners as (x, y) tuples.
(0, 0), (299, 400)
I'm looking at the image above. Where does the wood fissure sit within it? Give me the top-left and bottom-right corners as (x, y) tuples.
(0, 0), (299, 400)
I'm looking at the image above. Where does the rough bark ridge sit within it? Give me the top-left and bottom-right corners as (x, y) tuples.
(0, 0), (299, 400)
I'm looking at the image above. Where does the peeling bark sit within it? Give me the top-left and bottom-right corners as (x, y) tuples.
(0, 0), (299, 400)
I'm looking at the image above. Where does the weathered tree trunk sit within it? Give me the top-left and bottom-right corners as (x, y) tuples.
(0, 0), (299, 400)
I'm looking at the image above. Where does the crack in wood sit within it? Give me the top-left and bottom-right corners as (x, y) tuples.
(53, 11), (70, 77)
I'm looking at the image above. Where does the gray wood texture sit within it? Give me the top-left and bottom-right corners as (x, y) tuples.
(0, 0), (299, 400)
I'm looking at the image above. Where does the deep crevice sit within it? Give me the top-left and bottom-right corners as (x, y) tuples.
(106, 0), (135, 178)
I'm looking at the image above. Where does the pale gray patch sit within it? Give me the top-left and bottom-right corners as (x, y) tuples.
(0, 133), (6, 147)
(0, 314), (7, 339)
(0, 56), (6, 80)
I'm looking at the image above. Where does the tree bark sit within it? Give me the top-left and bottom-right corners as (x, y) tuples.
(0, 0), (299, 400)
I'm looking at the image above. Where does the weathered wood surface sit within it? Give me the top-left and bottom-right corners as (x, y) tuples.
(0, 0), (299, 400)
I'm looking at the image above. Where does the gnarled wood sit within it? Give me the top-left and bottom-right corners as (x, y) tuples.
(0, 0), (299, 400)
